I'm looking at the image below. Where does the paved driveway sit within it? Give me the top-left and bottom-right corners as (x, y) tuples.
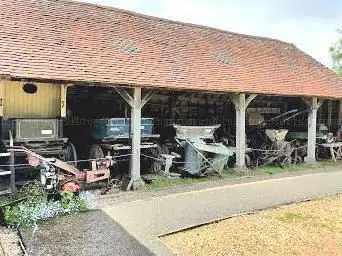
(20, 210), (153, 256)
(102, 170), (342, 255)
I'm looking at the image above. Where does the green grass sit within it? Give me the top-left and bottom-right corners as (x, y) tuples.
(141, 166), (283, 191)
(250, 164), (304, 176)
(277, 212), (305, 222)
(142, 160), (342, 191)
(315, 159), (342, 167)
(142, 177), (205, 190)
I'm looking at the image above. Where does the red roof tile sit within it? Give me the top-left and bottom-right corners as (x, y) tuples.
(0, 0), (341, 98)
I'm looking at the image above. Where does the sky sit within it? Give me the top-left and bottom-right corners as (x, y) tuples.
(80, 0), (342, 67)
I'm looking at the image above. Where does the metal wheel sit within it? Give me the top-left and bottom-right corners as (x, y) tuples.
(280, 156), (292, 168)
(63, 142), (78, 166)
(89, 144), (105, 160)
(151, 161), (162, 174)
(146, 145), (162, 173)
(293, 156), (303, 164)
(160, 144), (170, 155)
(149, 144), (161, 158)
(245, 154), (251, 167)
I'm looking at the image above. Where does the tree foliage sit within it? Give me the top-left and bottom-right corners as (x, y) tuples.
(330, 28), (342, 75)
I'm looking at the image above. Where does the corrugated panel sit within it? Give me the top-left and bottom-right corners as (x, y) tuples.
(2, 80), (61, 119)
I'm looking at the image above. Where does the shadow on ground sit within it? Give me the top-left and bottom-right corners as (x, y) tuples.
(20, 210), (153, 256)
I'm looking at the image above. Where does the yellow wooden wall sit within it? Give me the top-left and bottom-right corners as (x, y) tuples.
(0, 80), (61, 119)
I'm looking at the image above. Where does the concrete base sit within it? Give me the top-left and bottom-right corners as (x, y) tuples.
(132, 179), (146, 190)
(234, 166), (249, 176)
(304, 157), (317, 165)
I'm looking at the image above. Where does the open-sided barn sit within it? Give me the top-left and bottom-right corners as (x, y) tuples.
(0, 0), (341, 188)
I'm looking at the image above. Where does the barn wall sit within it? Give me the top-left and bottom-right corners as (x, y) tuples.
(0, 80), (61, 119)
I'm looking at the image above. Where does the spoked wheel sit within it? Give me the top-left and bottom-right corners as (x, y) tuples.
(245, 154), (251, 167)
(89, 144), (105, 160)
(150, 161), (162, 173)
(293, 156), (303, 164)
(280, 156), (292, 168)
(316, 146), (330, 160)
(88, 144), (106, 170)
(63, 142), (78, 166)
(144, 144), (162, 173)
(160, 144), (170, 155)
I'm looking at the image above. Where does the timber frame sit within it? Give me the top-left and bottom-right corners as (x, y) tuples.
(114, 87), (155, 186)
(232, 93), (257, 169)
(303, 97), (324, 163)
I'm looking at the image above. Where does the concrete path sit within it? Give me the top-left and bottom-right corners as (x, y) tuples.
(20, 210), (152, 256)
(102, 170), (342, 255)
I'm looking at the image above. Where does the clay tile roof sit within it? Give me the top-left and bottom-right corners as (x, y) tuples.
(0, 0), (341, 98)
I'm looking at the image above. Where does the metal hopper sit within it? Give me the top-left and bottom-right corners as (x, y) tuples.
(173, 124), (234, 175)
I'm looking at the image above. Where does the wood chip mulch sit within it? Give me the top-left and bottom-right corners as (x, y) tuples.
(161, 195), (342, 256)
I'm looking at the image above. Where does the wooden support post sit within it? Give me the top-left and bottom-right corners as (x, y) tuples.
(10, 148), (16, 199)
(131, 87), (142, 183)
(307, 99), (317, 163)
(303, 97), (323, 164)
(232, 93), (257, 169)
(60, 84), (68, 118)
(339, 100), (342, 129)
(328, 100), (332, 129)
(235, 94), (246, 169)
(114, 87), (155, 187)
(0, 80), (4, 117)
(9, 131), (16, 199)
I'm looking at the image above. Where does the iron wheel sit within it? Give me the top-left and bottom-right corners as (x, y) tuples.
(63, 142), (78, 166)
(89, 144), (105, 160)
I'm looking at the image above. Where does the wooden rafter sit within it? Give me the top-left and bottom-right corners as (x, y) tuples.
(141, 90), (155, 108)
(114, 87), (135, 108)
(246, 94), (257, 107)
(115, 87), (155, 109)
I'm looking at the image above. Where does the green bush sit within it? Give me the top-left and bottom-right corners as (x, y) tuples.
(3, 198), (40, 227)
(3, 190), (89, 227)
(60, 191), (88, 212)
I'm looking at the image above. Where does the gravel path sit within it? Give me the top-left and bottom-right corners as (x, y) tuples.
(0, 228), (23, 256)
(102, 170), (342, 255)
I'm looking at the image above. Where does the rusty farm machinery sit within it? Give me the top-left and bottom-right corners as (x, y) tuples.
(155, 124), (235, 177)
(252, 129), (303, 167)
(0, 146), (113, 197)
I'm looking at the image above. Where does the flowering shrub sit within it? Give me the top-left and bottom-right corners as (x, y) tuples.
(59, 191), (88, 212)
(3, 190), (92, 227)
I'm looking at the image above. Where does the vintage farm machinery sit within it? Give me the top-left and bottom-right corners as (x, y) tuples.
(0, 118), (80, 195)
(1, 118), (77, 164)
(252, 129), (303, 167)
(1, 146), (112, 196)
(315, 125), (342, 161)
(70, 118), (160, 178)
(245, 108), (311, 167)
(286, 123), (342, 162)
(169, 124), (235, 176)
(87, 118), (159, 155)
